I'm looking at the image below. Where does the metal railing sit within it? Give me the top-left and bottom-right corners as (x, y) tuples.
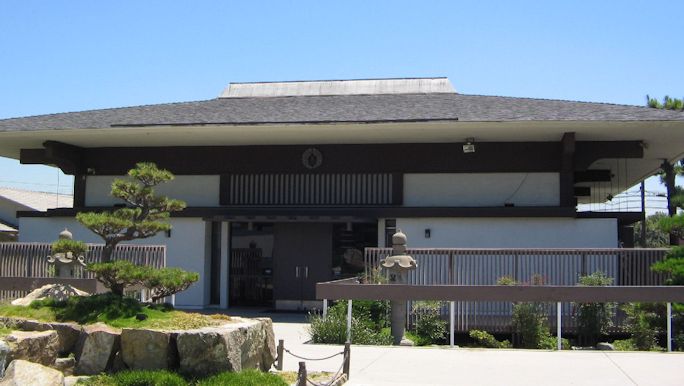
(0, 242), (166, 302)
(364, 247), (670, 333)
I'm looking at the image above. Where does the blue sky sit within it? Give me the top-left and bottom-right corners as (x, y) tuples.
(0, 1), (682, 211)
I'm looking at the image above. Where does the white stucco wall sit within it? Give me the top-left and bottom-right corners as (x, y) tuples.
(18, 216), (208, 308)
(85, 175), (220, 206)
(403, 173), (559, 207)
(392, 217), (617, 248)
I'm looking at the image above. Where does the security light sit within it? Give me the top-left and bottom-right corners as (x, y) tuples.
(463, 138), (476, 153)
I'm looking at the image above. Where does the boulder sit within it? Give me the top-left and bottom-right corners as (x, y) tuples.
(74, 324), (121, 375)
(596, 342), (615, 351)
(176, 318), (275, 376)
(0, 340), (9, 378)
(11, 284), (88, 306)
(254, 318), (277, 371)
(0, 317), (24, 330)
(53, 356), (76, 376)
(121, 328), (178, 370)
(4, 330), (59, 366)
(0, 360), (64, 386)
(22, 320), (82, 355)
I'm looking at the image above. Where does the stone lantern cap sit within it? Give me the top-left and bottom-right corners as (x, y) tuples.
(59, 228), (73, 240)
(380, 229), (417, 270)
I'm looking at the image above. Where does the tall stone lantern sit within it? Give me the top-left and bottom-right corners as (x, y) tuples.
(47, 228), (86, 278)
(380, 230), (417, 345)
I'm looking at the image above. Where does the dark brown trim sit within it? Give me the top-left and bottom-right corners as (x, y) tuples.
(573, 187), (591, 197)
(73, 174), (87, 207)
(18, 205), (578, 219)
(577, 211), (643, 226)
(559, 132), (576, 207)
(574, 170), (612, 183)
(316, 279), (684, 302)
(391, 173), (403, 205)
(20, 141), (85, 175)
(574, 141), (643, 170)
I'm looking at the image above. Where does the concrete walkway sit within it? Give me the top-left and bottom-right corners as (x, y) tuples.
(227, 309), (683, 385)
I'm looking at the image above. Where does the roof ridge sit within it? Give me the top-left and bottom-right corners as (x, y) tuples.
(456, 93), (683, 111)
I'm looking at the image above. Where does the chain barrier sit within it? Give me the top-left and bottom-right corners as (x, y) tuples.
(276, 340), (350, 386)
(305, 349), (348, 386)
(284, 347), (344, 362)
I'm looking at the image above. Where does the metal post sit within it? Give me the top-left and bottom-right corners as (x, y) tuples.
(557, 302), (562, 350)
(450, 301), (455, 347)
(343, 342), (351, 379)
(323, 299), (328, 319)
(347, 299), (352, 343)
(667, 302), (672, 352)
(297, 362), (307, 386)
(276, 339), (284, 370)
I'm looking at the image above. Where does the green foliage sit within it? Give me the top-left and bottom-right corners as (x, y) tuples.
(468, 330), (512, 348)
(412, 301), (447, 345)
(496, 275), (517, 285)
(51, 238), (88, 255)
(498, 274), (553, 349)
(308, 301), (392, 345)
(197, 370), (288, 386)
(141, 268), (200, 302)
(633, 213), (670, 247)
(76, 162), (186, 271)
(622, 303), (660, 350)
(574, 272), (615, 346)
(651, 249), (684, 285)
(82, 369), (187, 386)
(31, 293), (143, 324)
(88, 260), (149, 296)
(538, 335), (570, 350)
(612, 338), (636, 351)
(658, 215), (684, 240)
(647, 95), (684, 111)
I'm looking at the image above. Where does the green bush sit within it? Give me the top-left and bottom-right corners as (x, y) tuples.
(574, 271), (615, 346)
(197, 369), (287, 386)
(538, 335), (570, 350)
(412, 301), (446, 345)
(308, 301), (392, 345)
(511, 301), (550, 349)
(468, 330), (512, 348)
(612, 338), (636, 351)
(622, 303), (660, 350)
(31, 293), (143, 324)
(142, 268), (200, 302)
(81, 369), (187, 386)
(51, 238), (88, 255)
(88, 260), (149, 296)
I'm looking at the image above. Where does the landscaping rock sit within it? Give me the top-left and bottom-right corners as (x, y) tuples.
(255, 318), (277, 371)
(22, 320), (82, 355)
(176, 318), (275, 376)
(75, 324), (121, 375)
(0, 340), (9, 378)
(54, 356), (76, 376)
(10, 284), (89, 306)
(0, 359), (64, 386)
(0, 317), (24, 330)
(4, 330), (59, 366)
(121, 328), (178, 370)
(596, 342), (615, 351)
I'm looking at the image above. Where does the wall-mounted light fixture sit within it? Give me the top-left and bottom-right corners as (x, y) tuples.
(424, 228), (431, 238)
(463, 137), (476, 153)
(165, 229), (172, 238)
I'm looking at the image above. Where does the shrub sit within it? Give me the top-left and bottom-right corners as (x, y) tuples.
(539, 335), (570, 350)
(574, 271), (615, 346)
(141, 268), (200, 302)
(51, 238), (88, 255)
(88, 260), (149, 296)
(308, 301), (392, 345)
(651, 247), (684, 285)
(499, 274), (552, 349)
(622, 303), (660, 350)
(412, 301), (446, 345)
(31, 292), (143, 324)
(469, 330), (512, 348)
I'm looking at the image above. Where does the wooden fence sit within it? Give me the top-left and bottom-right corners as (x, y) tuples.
(0, 242), (166, 302)
(364, 247), (670, 333)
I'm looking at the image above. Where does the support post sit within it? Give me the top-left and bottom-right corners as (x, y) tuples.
(343, 341), (351, 379)
(450, 301), (455, 347)
(297, 362), (307, 386)
(347, 300), (352, 343)
(667, 302), (672, 352)
(323, 299), (328, 319)
(276, 339), (284, 370)
(557, 302), (562, 350)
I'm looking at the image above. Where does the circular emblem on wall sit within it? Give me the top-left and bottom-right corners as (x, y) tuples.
(302, 148), (323, 169)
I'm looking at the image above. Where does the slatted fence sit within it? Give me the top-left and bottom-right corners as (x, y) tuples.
(364, 248), (669, 333)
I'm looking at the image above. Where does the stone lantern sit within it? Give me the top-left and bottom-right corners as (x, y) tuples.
(380, 230), (417, 345)
(47, 228), (86, 278)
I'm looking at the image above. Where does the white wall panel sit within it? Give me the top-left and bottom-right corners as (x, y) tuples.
(403, 173), (559, 207)
(85, 175), (220, 206)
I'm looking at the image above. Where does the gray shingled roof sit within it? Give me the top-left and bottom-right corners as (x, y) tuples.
(1, 93), (683, 132)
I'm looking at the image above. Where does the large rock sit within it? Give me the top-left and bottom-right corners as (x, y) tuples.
(4, 330), (59, 366)
(120, 328), (178, 370)
(0, 340), (9, 378)
(176, 318), (275, 376)
(54, 356), (76, 376)
(22, 320), (82, 355)
(75, 324), (120, 375)
(0, 317), (24, 330)
(255, 318), (277, 371)
(0, 360), (64, 386)
(11, 284), (88, 306)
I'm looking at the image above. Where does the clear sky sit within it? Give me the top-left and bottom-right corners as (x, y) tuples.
(0, 1), (682, 211)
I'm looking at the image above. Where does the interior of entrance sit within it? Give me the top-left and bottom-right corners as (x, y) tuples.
(226, 221), (377, 308)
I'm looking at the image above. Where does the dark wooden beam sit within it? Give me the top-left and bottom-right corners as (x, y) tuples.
(573, 187), (591, 197)
(559, 132), (576, 207)
(19, 141), (85, 175)
(574, 141), (643, 171)
(574, 169), (612, 183)
(73, 174), (87, 207)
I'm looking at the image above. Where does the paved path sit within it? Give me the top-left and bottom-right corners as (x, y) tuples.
(227, 309), (684, 386)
